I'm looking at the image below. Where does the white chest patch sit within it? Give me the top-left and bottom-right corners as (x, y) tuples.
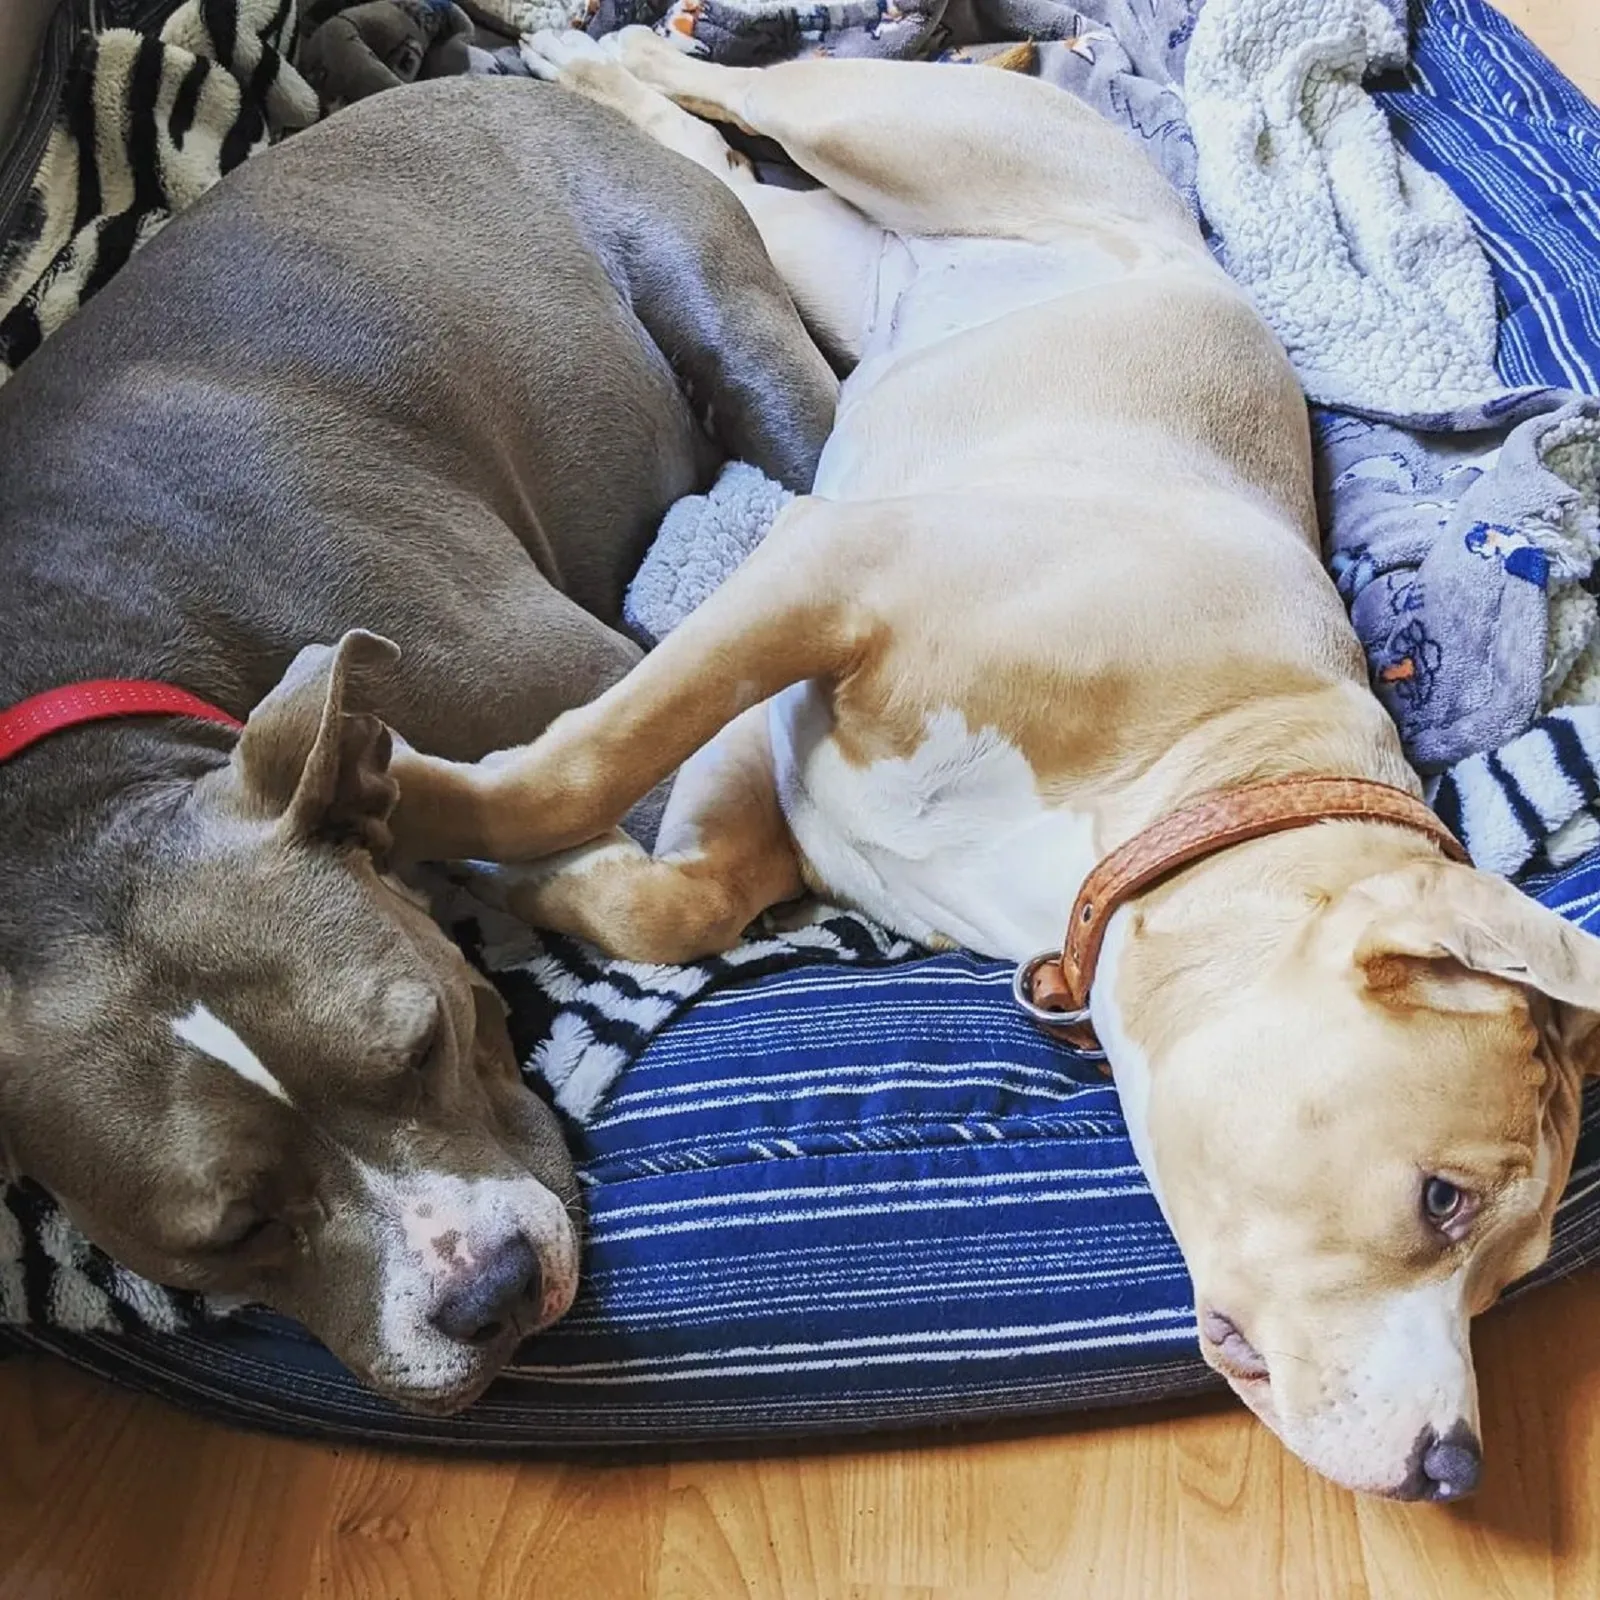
(769, 687), (1095, 961)
(1090, 910), (1171, 1222)
(171, 1003), (290, 1104)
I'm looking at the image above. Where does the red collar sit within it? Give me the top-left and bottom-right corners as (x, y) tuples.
(0, 680), (244, 765)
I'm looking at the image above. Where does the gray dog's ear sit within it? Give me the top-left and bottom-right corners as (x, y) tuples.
(227, 631), (403, 854)
(1351, 860), (1600, 1061)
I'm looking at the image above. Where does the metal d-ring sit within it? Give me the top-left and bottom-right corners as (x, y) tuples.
(1011, 951), (1108, 1063)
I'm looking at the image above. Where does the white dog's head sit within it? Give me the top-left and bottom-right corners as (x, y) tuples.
(1105, 852), (1595, 1499)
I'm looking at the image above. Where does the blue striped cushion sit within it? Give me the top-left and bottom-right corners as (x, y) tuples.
(1376, 0), (1600, 392)
(13, 858), (1600, 1445)
(8, 0), (1600, 1443)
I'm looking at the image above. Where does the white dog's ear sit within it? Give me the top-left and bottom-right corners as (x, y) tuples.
(1350, 861), (1600, 1056)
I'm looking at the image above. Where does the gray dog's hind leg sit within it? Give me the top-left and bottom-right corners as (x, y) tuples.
(616, 175), (839, 493)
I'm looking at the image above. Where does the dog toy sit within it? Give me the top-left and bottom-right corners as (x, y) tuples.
(298, 0), (475, 110)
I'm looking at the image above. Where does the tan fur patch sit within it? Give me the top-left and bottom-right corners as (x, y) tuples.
(981, 41), (1039, 73)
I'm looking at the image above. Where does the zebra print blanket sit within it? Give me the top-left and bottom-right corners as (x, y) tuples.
(0, 0), (317, 382)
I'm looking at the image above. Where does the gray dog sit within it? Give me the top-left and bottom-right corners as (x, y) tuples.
(0, 76), (834, 1411)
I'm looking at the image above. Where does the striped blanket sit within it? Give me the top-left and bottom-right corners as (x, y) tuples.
(11, 861), (1600, 1445)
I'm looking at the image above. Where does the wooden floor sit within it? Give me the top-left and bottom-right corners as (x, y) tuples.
(4, 4), (1599, 1598)
(1494, 0), (1600, 102)
(6, 1272), (1600, 1598)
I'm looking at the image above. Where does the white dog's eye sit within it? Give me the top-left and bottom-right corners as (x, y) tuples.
(1422, 1176), (1476, 1236)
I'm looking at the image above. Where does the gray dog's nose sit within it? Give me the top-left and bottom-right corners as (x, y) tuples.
(1393, 1421), (1483, 1501)
(430, 1235), (541, 1345)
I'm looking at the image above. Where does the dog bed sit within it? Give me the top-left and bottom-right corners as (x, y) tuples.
(6, 0), (1600, 1445)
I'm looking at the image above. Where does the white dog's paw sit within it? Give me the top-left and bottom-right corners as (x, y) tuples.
(615, 21), (701, 69)
(518, 25), (608, 80)
(459, 834), (645, 928)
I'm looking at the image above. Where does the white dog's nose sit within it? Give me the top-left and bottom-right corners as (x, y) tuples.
(1392, 1422), (1482, 1501)
(429, 1234), (541, 1345)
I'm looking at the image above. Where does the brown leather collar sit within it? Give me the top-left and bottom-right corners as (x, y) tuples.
(1015, 776), (1469, 1059)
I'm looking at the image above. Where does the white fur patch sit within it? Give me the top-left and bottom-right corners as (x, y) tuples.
(1364, 1272), (1475, 1416)
(770, 689), (1096, 959)
(171, 1004), (290, 1105)
(1091, 909), (1171, 1221)
(870, 236), (1129, 367)
(354, 1164), (580, 1393)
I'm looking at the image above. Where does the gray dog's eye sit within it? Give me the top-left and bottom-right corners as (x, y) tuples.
(409, 1013), (443, 1072)
(207, 1194), (287, 1253)
(212, 1213), (274, 1252)
(1422, 1176), (1475, 1236)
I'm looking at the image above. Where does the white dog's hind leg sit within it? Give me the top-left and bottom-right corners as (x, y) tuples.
(604, 26), (1197, 249)
(521, 28), (879, 367)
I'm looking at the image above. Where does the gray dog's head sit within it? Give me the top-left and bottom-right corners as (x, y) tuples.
(0, 632), (579, 1411)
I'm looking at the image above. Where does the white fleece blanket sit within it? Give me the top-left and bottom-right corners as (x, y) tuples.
(1184, 0), (1506, 416)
